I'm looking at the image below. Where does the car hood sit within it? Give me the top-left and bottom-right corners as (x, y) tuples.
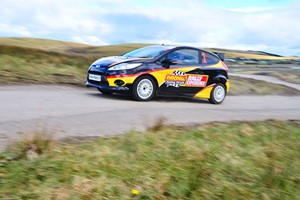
(91, 56), (151, 69)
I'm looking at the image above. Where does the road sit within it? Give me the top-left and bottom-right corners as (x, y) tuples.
(1, 85), (300, 150)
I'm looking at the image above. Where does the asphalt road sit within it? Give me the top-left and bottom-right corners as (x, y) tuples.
(1, 85), (300, 150)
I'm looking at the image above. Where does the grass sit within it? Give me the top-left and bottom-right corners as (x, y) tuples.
(0, 37), (90, 52)
(273, 72), (300, 84)
(229, 76), (300, 95)
(0, 41), (149, 85)
(206, 48), (291, 60)
(0, 120), (299, 199)
(233, 69), (300, 85)
(2, 37), (293, 60)
(0, 37), (149, 56)
(0, 45), (93, 85)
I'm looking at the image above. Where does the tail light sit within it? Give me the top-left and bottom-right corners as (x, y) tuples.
(222, 62), (229, 72)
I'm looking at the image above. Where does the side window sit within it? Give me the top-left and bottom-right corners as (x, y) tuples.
(201, 51), (219, 65)
(167, 49), (199, 65)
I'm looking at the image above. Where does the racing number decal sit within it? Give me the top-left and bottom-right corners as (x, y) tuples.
(202, 52), (207, 64)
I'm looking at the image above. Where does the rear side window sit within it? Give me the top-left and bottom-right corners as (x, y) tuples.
(167, 49), (199, 65)
(201, 51), (219, 65)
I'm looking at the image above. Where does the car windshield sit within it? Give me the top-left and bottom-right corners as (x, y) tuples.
(123, 46), (171, 58)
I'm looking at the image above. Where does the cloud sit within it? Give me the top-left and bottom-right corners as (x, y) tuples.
(0, 23), (32, 37)
(240, 3), (300, 47)
(228, 7), (276, 13)
(72, 36), (108, 45)
(0, 0), (112, 42)
(0, 0), (299, 55)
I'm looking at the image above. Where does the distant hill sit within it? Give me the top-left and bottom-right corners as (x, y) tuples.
(206, 48), (290, 60)
(0, 38), (153, 85)
(208, 48), (282, 57)
(65, 43), (151, 58)
(0, 37), (89, 52)
(0, 37), (149, 58)
(0, 37), (293, 60)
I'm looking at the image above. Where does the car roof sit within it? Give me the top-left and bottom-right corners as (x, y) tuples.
(146, 44), (177, 50)
(147, 44), (223, 60)
(149, 44), (202, 51)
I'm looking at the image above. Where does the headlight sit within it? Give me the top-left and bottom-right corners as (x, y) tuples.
(108, 63), (142, 71)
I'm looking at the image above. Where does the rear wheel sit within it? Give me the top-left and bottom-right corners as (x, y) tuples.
(97, 88), (113, 95)
(132, 76), (156, 101)
(209, 83), (226, 104)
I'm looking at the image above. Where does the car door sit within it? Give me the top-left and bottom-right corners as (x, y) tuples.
(158, 48), (205, 95)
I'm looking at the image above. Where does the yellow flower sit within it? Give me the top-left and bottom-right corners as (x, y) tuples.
(131, 189), (140, 195)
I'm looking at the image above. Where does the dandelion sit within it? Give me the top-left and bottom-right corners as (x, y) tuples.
(131, 188), (140, 195)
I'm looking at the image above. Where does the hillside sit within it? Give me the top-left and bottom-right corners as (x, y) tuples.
(0, 38), (151, 85)
(0, 37), (90, 52)
(0, 37), (149, 57)
(206, 48), (291, 60)
(1, 37), (293, 60)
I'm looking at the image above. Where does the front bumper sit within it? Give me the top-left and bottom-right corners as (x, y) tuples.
(86, 81), (130, 92)
(86, 70), (139, 93)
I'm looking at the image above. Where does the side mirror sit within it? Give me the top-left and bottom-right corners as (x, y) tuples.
(160, 59), (178, 68)
(170, 59), (179, 65)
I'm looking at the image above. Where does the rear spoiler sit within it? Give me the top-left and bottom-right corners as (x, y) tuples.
(213, 52), (225, 61)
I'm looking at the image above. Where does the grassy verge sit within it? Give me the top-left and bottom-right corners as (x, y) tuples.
(0, 44), (148, 85)
(233, 69), (300, 84)
(229, 76), (300, 95)
(0, 120), (299, 199)
(0, 45), (95, 85)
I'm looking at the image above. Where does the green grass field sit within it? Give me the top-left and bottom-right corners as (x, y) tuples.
(0, 120), (299, 199)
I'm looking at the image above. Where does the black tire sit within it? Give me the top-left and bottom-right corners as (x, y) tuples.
(209, 83), (226, 104)
(97, 88), (113, 95)
(132, 76), (156, 101)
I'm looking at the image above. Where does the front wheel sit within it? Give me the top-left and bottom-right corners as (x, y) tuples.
(209, 83), (226, 104)
(132, 76), (156, 101)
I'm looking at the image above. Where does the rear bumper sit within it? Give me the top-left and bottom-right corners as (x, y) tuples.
(225, 80), (230, 93)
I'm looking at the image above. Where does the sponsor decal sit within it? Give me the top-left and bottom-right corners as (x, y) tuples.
(165, 75), (186, 82)
(164, 70), (209, 88)
(165, 70), (186, 87)
(185, 75), (208, 87)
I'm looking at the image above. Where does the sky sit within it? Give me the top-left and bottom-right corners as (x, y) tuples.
(0, 0), (299, 56)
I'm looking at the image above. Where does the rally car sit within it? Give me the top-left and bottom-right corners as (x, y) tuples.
(86, 45), (229, 104)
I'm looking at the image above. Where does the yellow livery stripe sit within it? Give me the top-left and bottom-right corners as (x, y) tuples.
(193, 84), (215, 99)
(226, 80), (230, 93)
